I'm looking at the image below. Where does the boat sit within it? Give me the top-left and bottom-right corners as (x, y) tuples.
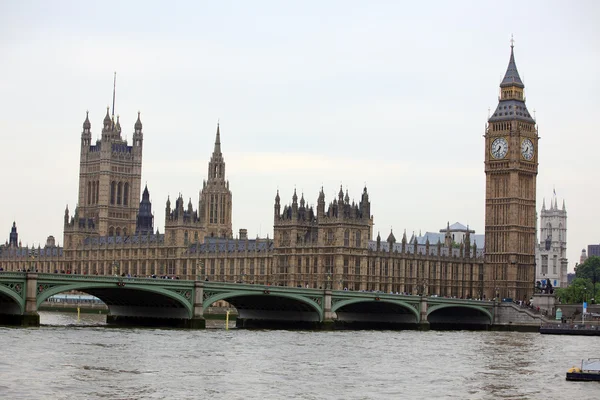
(566, 359), (600, 381)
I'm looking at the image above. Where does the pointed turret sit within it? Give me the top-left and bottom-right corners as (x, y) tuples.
(542, 198), (546, 211)
(115, 115), (122, 134)
(500, 42), (524, 89)
(213, 122), (222, 155)
(9, 222), (18, 248)
(103, 107), (111, 129)
(82, 111), (91, 131)
(488, 41), (534, 124)
(134, 111), (142, 132)
(562, 199), (566, 211)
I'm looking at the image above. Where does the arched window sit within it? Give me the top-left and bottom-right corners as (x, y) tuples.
(95, 181), (99, 204)
(110, 182), (116, 204)
(344, 229), (350, 246)
(87, 182), (92, 205)
(546, 222), (552, 240)
(123, 183), (129, 206)
(109, 227), (114, 237)
(184, 231), (189, 245)
(117, 182), (122, 205)
(194, 232), (199, 242)
(355, 231), (361, 247)
(123, 228), (127, 237)
(116, 227), (121, 237)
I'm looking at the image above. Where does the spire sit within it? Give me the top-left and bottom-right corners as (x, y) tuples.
(112, 71), (117, 119)
(488, 39), (534, 123)
(134, 111), (142, 131)
(213, 122), (221, 155)
(103, 107), (111, 128)
(142, 184), (149, 200)
(500, 37), (524, 88)
(115, 115), (121, 133)
(275, 189), (280, 204)
(83, 111), (91, 131)
(562, 199), (566, 211)
(542, 198), (546, 211)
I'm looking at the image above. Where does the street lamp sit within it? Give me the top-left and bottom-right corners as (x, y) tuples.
(326, 272), (332, 290)
(113, 262), (119, 276)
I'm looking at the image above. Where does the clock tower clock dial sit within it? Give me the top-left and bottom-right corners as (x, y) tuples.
(484, 42), (539, 301)
(491, 137), (508, 159)
(521, 138), (534, 160)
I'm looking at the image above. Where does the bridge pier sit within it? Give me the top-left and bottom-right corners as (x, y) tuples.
(418, 296), (430, 331)
(321, 289), (335, 330)
(190, 281), (206, 329)
(22, 273), (40, 327)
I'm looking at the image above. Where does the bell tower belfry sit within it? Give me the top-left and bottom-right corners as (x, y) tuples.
(484, 40), (539, 301)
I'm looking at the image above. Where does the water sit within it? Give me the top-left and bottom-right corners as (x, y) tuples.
(0, 312), (598, 399)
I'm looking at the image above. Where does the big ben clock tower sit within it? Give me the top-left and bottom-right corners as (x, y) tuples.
(484, 40), (538, 301)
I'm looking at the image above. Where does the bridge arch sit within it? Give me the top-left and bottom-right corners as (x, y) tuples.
(36, 282), (194, 319)
(204, 290), (324, 322)
(0, 285), (24, 314)
(427, 304), (493, 324)
(332, 298), (420, 323)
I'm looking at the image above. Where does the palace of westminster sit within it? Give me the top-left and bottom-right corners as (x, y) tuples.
(0, 44), (569, 301)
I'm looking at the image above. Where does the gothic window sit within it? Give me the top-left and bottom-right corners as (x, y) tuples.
(220, 195), (225, 224)
(558, 224), (563, 242)
(355, 257), (360, 276)
(87, 182), (92, 205)
(124, 183), (129, 206)
(326, 229), (334, 245)
(116, 227), (121, 237)
(344, 230), (350, 247)
(260, 259), (265, 275)
(249, 259), (255, 276)
(109, 227), (114, 237)
(123, 228), (127, 237)
(282, 232), (290, 247)
(210, 259), (215, 275)
(229, 259), (235, 277)
(541, 255), (548, 275)
(95, 181), (99, 204)
(355, 231), (361, 247)
(117, 182), (122, 205)
(194, 232), (199, 242)
(297, 257), (302, 274)
(343, 257), (349, 275)
(546, 222), (552, 240)
(110, 181), (116, 204)
(184, 231), (189, 245)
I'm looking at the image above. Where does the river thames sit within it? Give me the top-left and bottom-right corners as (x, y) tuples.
(0, 312), (598, 399)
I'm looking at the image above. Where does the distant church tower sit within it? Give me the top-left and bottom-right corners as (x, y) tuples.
(484, 40), (539, 300)
(64, 78), (143, 247)
(198, 124), (232, 238)
(535, 196), (568, 287)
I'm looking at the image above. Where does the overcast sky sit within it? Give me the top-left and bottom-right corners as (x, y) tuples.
(1, 1), (598, 271)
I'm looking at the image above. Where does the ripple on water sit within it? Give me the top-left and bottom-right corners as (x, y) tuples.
(1, 314), (600, 399)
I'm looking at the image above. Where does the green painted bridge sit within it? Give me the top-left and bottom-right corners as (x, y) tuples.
(0, 272), (497, 329)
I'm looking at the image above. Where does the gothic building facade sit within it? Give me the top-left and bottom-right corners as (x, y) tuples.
(1, 44), (539, 301)
(535, 197), (568, 288)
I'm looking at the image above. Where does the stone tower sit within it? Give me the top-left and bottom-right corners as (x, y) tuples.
(198, 124), (233, 238)
(536, 196), (568, 287)
(64, 109), (143, 247)
(484, 41), (539, 300)
(135, 184), (154, 235)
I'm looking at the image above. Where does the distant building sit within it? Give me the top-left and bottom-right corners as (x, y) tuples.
(588, 244), (600, 258)
(535, 197), (568, 288)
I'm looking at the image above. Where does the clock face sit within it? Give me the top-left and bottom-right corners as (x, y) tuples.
(491, 137), (508, 159)
(521, 138), (534, 161)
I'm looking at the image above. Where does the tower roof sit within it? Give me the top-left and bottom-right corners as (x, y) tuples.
(134, 111), (142, 131)
(213, 123), (221, 155)
(500, 44), (524, 88)
(83, 111), (91, 130)
(488, 42), (535, 124)
(103, 107), (111, 126)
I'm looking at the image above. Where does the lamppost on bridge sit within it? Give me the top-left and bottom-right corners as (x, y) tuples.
(326, 272), (332, 290)
(417, 278), (428, 296)
(112, 262), (119, 277)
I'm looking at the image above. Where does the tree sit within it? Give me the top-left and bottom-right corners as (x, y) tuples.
(575, 256), (600, 303)
(555, 277), (600, 304)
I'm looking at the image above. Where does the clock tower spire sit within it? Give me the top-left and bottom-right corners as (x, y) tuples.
(484, 40), (539, 301)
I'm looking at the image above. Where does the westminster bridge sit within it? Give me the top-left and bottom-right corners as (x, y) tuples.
(0, 272), (542, 329)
